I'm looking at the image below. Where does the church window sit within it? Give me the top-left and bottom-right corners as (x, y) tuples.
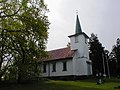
(63, 61), (67, 71)
(52, 62), (56, 72)
(75, 36), (78, 43)
(43, 64), (46, 73)
(85, 38), (87, 44)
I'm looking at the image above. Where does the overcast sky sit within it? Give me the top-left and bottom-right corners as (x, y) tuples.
(44, 0), (120, 51)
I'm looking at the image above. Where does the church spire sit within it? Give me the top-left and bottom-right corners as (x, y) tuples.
(75, 14), (82, 34)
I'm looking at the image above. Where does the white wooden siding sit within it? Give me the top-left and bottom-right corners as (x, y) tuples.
(42, 59), (73, 77)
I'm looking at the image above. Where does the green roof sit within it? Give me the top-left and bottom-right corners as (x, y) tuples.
(75, 15), (82, 34)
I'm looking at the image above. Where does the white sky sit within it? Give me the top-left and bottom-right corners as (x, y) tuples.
(44, 0), (120, 51)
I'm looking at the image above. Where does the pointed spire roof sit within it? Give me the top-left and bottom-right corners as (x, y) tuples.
(75, 15), (82, 34)
(68, 14), (89, 39)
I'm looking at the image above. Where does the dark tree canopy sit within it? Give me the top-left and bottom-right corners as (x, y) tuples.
(89, 33), (105, 75)
(110, 38), (120, 76)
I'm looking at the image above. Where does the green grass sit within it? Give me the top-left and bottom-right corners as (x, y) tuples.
(0, 79), (120, 90)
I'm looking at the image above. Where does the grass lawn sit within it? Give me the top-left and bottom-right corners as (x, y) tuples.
(0, 78), (120, 90)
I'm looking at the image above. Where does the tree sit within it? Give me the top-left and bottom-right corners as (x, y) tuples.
(109, 51), (117, 76)
(89, 33), (105, 76)
(67, 42), (71, 48)
(0, 0), (49, 83)
(110, 38), (120, 76)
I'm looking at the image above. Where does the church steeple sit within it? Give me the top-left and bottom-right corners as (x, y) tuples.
(75, 15), (82, 34)
(68, 14), (90, 63)
(68, 14), (89, 51)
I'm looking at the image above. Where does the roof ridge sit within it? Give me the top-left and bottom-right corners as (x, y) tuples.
(48, 47), (70, 52)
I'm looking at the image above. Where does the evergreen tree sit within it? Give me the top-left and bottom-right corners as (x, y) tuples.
(109, 51), (117, 76)
(89, 33), (105, 76)
(111, 38), (120, 76)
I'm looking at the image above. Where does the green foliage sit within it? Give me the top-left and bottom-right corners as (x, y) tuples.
(110, 38), (120, 76)
(89, 33), (105, 75)
(0, 0), (49, 82)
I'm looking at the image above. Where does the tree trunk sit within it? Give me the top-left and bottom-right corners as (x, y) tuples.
(17, 47), (25, 84)
(0, 56), (3, 82)
(17, 69), (22, 84)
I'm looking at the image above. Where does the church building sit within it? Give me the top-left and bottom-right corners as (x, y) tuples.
(41, 15), (92, 79)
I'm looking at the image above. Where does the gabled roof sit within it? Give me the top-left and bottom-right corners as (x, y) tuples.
(44, 47), (75, 61)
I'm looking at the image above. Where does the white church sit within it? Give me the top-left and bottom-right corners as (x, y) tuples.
(41, 15), (92, 79)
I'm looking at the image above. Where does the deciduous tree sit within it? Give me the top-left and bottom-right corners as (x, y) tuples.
(0, 0), (49, 83)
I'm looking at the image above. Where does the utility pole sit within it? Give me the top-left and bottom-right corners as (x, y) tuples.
(106, 54), (110, 79)
(102, 53), (106, 77)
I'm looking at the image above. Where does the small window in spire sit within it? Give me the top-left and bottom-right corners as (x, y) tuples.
(85, 38), (87, 44)
(75, 36), (78, 43)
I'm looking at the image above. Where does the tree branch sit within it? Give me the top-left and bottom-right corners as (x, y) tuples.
(0, 5), (22, 18)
